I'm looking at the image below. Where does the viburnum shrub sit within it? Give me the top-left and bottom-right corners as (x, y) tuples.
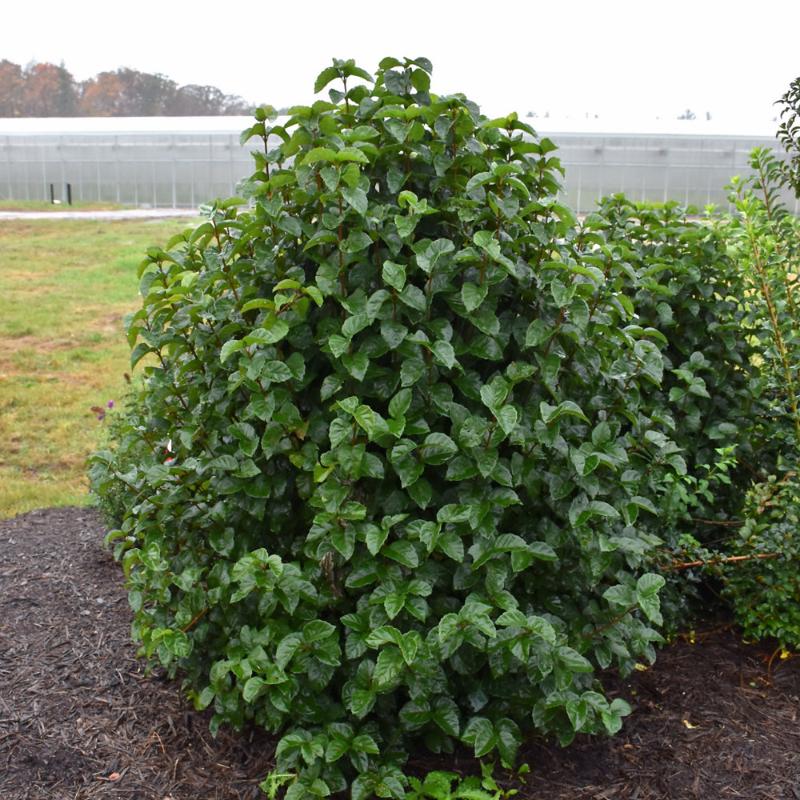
(586, 197), (765, 516)
(91, 57), (680, 798)
(547, 198), (762, 626)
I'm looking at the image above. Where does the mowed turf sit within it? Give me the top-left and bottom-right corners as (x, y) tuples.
(0, 218), (195, 518)
(0, 200), (128, 212)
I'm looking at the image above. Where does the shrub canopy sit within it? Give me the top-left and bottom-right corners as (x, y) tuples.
(93, 57), (764, 797)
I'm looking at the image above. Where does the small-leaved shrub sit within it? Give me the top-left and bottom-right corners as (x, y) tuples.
(722, 473), (800, 650)
(91, 58), (681, 797)
(776, 75), (800, 197)
(726, 148), (800, 453)
(714, 146), (800, 649)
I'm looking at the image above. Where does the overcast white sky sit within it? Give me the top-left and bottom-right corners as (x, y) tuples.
(4, 0), (799, 130)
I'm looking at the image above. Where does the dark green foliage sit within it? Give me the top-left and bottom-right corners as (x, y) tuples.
(590, 169), (800, 640)
(91, 59), (800, 800)
(562, 199), (768, 628)
(586, 197), (766, 514)
(649, 145), (800, 648)
(90, 58), (680, 796)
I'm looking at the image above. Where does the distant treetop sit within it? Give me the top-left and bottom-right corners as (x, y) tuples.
(0, 60), (257, 117)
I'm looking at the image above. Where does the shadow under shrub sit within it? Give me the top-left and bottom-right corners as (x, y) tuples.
(91, 58), (695, 798)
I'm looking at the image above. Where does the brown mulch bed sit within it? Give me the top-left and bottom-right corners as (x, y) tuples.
(1, 507), (799, 800)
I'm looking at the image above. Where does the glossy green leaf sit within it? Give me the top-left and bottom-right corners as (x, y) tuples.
(382, 260), (406, 291)
(341, 185), (369, 216)
(461, 282), (488, 312)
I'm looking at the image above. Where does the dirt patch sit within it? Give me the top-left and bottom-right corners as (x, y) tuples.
(0, 335), (77, 355)
(1, 507), (799, 800)
(95, 313), (127, 335)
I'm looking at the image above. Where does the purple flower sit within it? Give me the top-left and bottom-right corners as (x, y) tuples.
(107, 400), (115, 409)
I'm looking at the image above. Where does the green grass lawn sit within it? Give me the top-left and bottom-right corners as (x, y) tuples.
(0, 217), (196, 518)
(0, 200), (132, 212)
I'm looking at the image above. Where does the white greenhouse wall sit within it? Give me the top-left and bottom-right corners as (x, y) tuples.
(0, 117), (796, 214)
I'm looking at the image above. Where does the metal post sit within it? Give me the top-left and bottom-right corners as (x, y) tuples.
(59, 138), (65, 205)
(597, 140), (604, 203)
(229, 133), (235, 195)
(208, 134), (213, 201)
(49, 183), (55, 204)
(66, 183), (72, 205)
(114, 136), (121, 204)
(41, 141), (47, 202)
(4, 135), (11, 200)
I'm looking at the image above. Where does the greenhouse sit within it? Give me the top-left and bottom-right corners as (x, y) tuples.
(0, 115), (794, 213)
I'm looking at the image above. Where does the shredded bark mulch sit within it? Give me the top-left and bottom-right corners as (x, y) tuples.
(1, 506), (799, 800)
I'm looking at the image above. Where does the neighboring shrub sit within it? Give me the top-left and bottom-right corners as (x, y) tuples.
(725, 148), (800, 454)
(722, 473), (800, 650)
(560, 197), (769, 629)
(89, 386), (151, 526)
(776, 76), (800, 197)
(647, 147), (800, 647)
(91, 57), (680, 796)
(587, 196), (767, 515)
(708, 148), (800, 650)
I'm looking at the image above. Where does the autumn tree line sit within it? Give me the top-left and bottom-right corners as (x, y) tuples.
(0, 60), (257, 117)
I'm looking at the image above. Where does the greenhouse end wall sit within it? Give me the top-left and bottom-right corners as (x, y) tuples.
(0, 118), (795, 214)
